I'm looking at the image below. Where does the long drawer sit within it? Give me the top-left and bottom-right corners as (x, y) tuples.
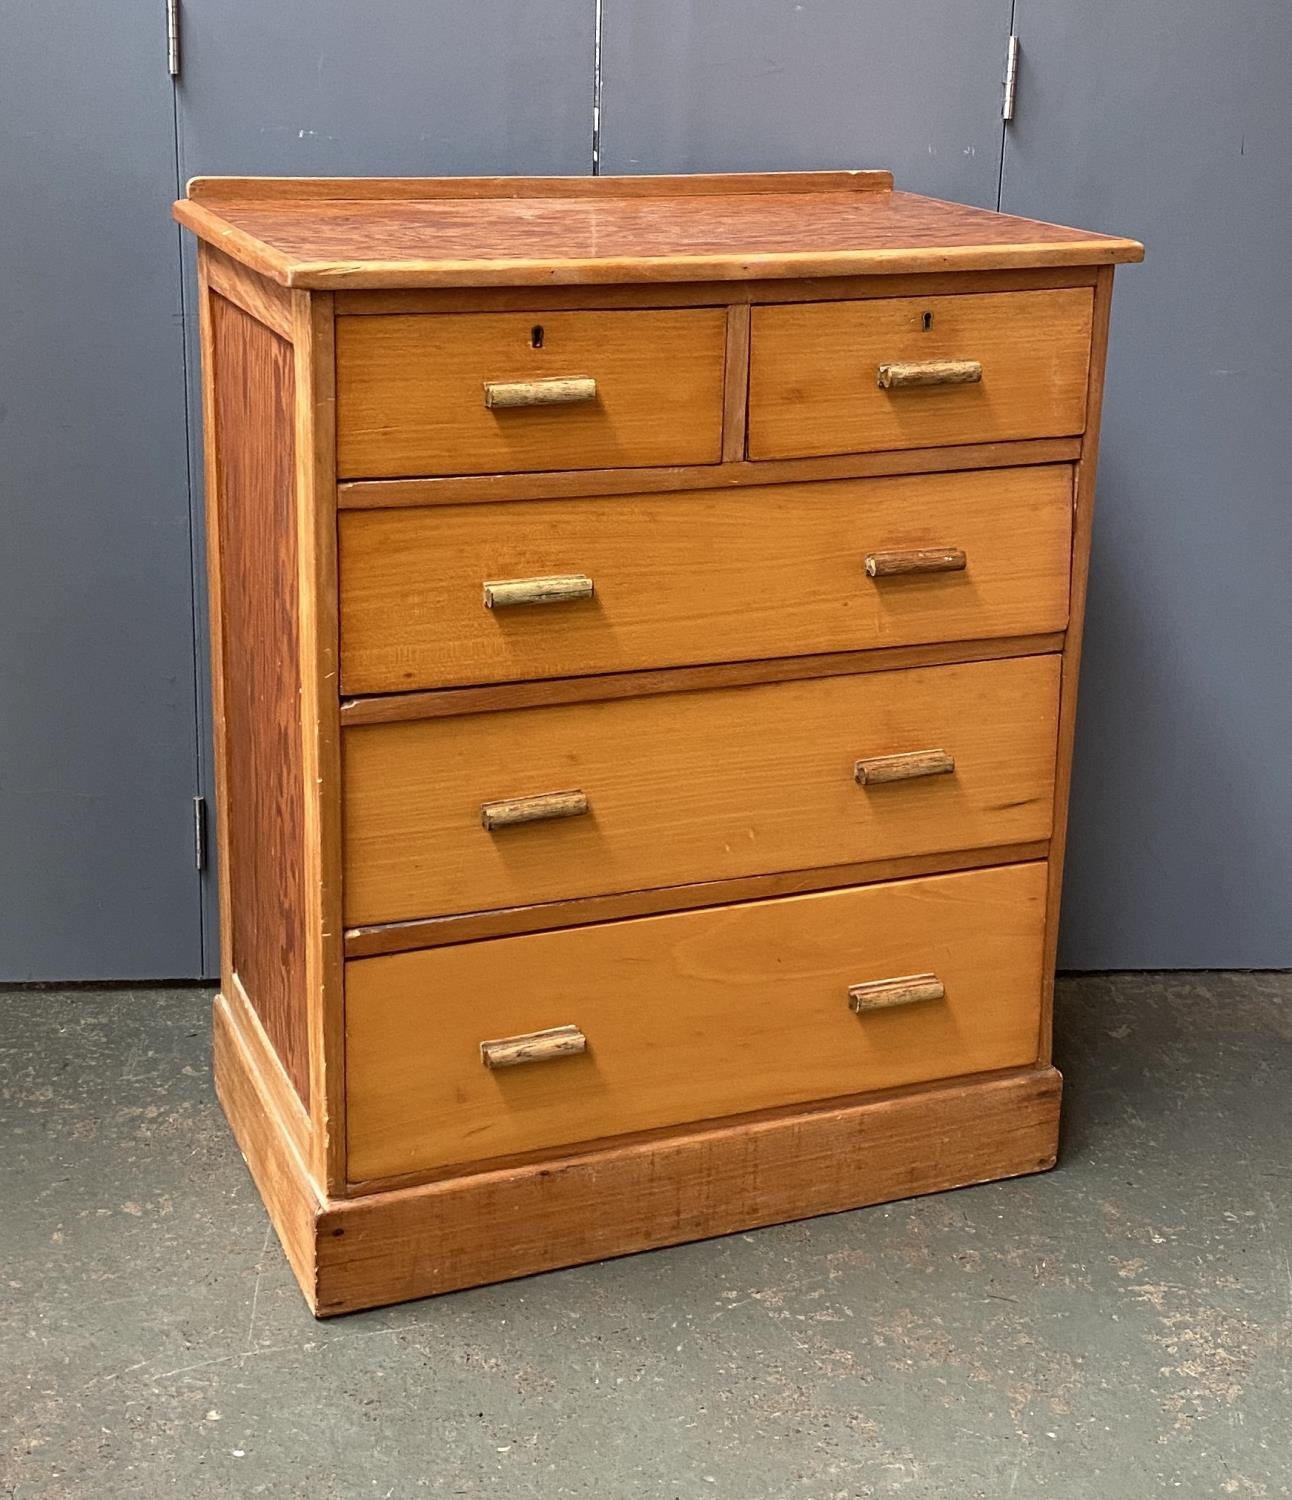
(342, 654), (1060, 927)
(345, 861), (1048, 1182)
(337, 466), (1072, 694)
(335, 308), (728, 478)
(748, 289), (1093, 459)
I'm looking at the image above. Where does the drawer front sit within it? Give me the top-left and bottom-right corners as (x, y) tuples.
(335, 308), (727, 478)
(342, 654), (1059, 926)
(338, 466), (1072, 694)
(346, 861), (1048, 1181)
(748, 289), (1093, 460)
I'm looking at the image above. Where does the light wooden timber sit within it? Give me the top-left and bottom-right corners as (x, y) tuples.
(186, 170), (898, 203)
(1038, 264), (1118, 1061)
(722, 304), (752, 461)
(335, 308), (726, 478)
(174, 174), (1142, 290)
(338, 635), (1068, 727)
(213, 993), (322, 1306)
(345, 863), (1049, 1181)
(291, 288), (347, 1192)
(342, 840), (1052, 958)
(203, 245), (294, 339)
(749, 290), (1094, 459)
(216, 972), (1061, 1313)
(200, 271), (312, 1113)
(342, 656), (1059, 928)
(335, 437), (1084, 509)
(337, 466), (1072, 694)
(331, 266), (1101, 316)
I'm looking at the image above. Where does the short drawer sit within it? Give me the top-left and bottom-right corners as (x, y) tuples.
(338, 465), (1072, 694)
(342, 654), (1059, 926)
(345, 860), (1048, 1181)
(748, 289), (1093, 459)
(335, 308), (727, 478)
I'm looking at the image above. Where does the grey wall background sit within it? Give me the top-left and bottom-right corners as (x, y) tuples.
(0, 0), (202, 978)
(1, 2), (1288, 979)
(1002, 1), (1292, 967)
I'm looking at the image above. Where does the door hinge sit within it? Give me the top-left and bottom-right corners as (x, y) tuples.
(167, 0), (181, 77)
(193, 795), (207, 871)
(1002, 34), (1020, 122)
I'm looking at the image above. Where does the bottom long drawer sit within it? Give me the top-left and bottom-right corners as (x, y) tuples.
(345, 860), (1048, 1184)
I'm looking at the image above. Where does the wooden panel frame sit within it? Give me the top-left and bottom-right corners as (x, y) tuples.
(1036, 265), (1117, 1061)
(344, 841), (1051, 959)
(198, 243), (346, 1196)
(186, 170), (898, 203)
(332, 266), (1099, 317)
(290, 289), (346, 1193)
(337, 441), (1083, 511)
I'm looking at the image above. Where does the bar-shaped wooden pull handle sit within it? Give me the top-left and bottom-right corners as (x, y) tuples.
(849, 973), (946, 1013)
(483, 376), (597, 409)
(865, 547), (966, 578)
(481, 1024), (587, 1069)
(854, 749), (955, 786)
(876, 360), (983, 389)
(483, 574), (595, 609)
(481, 789), (589, 830)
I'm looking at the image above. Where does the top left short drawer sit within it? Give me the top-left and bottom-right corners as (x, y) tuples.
(335, 308), (729, 479)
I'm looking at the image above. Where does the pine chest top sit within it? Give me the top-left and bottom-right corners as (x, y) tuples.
(173, 170), (1143, 290)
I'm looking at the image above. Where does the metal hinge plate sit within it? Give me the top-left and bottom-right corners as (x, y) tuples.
(193, 795), (207, 871)
(1002, 34), (1020, 122)
(167, 0), (181, 77)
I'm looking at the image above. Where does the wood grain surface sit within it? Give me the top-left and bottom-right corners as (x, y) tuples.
(335, 307), (726, 478)
(341, 655), (1060, 926)
(337, 466), (1072, 694)
(749, 289), (1094, 459)
(174, 175), (1143, 289)
(344, 861), (1048, 1181)
(342, 841), (1050, 958)
(210, 296), (310, 1104)
(319, 1064), (1060, 1309)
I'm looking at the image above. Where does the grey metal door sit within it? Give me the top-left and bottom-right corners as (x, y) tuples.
(598, 0), (1015, 206)
(0, 2), (201, 978)
(1001, 2), (1292, 967)
(174, 0), (597, 974)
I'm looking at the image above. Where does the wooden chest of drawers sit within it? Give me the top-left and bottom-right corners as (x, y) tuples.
(175, 171), (1141, 1315)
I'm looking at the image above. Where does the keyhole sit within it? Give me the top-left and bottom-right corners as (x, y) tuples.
(531, 324), (545, 349)
(921, 311), (934, 332)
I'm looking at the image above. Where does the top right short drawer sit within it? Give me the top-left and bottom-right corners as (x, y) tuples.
(747, 289), (1094, 460)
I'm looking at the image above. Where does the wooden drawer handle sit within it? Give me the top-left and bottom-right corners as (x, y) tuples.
(481, 1024), (587, 1069)
(865, 547), (966, 578)
(484, 574), (595, 609)
(854, 749), (954, 786)
(849, 973), (946, 1013)
(481, 789), (589, 830)
(876, 360), (982, 389)
(483, 376), (597, 409)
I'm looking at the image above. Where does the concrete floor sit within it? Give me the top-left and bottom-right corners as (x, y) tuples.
(1, 975), (1289, 1499)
